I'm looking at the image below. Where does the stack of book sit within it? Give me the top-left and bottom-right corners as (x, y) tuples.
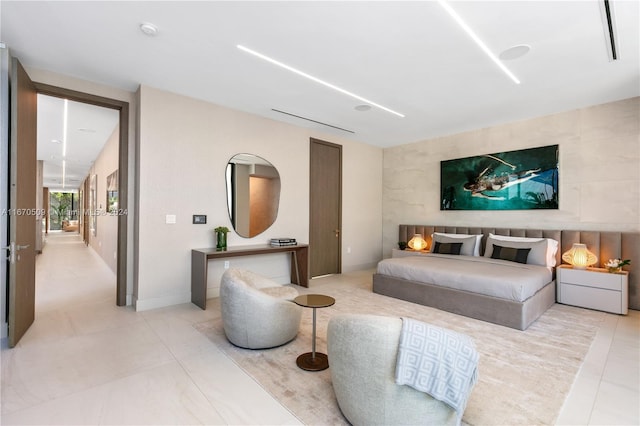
(270, 238), (297, 247)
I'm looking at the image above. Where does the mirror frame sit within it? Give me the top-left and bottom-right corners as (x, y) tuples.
(225, 153), (281, 238)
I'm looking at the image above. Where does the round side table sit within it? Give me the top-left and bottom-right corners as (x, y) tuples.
(293, 294), (335, 371)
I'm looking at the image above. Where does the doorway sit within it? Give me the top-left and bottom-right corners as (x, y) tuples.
(34, 83), (129, 308)
(3, 55), (129, 346)
(309, 138), (342, 277)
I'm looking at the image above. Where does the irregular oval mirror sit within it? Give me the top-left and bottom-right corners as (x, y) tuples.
(226, 154), (281, 238)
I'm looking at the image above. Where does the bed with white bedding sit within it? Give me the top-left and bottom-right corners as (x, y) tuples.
(373, 226), (561, 330)
(374, 225), (639, 330)
(377, 254), (553, 303)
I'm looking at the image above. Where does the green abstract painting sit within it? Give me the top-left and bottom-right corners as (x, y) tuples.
(441, 145), (558, 210)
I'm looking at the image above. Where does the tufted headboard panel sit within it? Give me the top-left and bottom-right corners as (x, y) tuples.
(398, 225), (639, 310)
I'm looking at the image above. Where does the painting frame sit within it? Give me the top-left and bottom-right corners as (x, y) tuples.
(440, 145), (559, 211)
(106, 170), (118, 214)
(90, 174), (97, 236)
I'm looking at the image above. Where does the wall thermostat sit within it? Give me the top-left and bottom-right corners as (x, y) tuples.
(192, 215), (207, 224)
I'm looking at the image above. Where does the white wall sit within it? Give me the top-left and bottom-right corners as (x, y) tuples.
(135, 85), (382, 310)
(382, 97), (640, 257)
(87, 125), (119, 273)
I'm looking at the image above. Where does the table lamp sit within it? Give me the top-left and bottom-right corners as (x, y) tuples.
(408, 234), (427, 251)
(562, 243), (597, 269)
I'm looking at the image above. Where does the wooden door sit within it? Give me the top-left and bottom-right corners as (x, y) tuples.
(309, 139), (342, 277)
(7, 57), (38, 347)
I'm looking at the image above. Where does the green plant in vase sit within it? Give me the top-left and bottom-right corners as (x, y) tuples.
(214, 226), (229, 251)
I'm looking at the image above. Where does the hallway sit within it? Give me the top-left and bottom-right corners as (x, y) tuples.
(1, 233), (300, 425)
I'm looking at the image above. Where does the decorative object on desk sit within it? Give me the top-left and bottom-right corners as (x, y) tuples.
(271, 237), (297, 247)
(562, 243), (597, 269)
(604, 258), (630, 273)
(407, 234), (427, 251)
(398, 241), (407, 250)
(214, 226), (229, 251)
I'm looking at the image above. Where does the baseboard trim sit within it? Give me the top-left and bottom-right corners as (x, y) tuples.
(134, 292), (191, 312)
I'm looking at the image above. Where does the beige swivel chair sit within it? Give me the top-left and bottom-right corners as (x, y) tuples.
(327, 314), (464, 426)
(220, 268), (302, 349)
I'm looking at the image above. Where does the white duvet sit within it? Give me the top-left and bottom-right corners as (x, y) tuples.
(376, 254), (553, 302)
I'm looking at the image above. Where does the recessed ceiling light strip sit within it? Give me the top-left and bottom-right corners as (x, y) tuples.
(271, 109), (355, 133)
(238, 45), (405, 118)
(437, 0), (521, 84)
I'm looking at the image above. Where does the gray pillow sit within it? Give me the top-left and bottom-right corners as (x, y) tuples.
(431, 233), (479, 256)
(484, 235), (550, 267)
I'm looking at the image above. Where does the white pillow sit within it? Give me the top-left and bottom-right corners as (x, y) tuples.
(432, 233), (482, 256)
(484, 233), (558, 267)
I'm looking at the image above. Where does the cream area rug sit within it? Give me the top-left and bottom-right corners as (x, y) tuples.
(196, 277), (606, 426)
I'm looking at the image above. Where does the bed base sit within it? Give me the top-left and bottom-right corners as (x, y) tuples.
(372, 273), (556, 330)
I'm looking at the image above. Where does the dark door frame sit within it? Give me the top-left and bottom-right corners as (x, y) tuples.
(33, 82), (129, 306)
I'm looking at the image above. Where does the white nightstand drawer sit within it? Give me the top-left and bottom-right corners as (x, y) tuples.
(558, 268), (624, 292)
(558, 283), (624, 314)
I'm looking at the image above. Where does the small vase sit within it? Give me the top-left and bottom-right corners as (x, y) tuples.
(216, 231), (227, 251)
(607, 266), (622, 273)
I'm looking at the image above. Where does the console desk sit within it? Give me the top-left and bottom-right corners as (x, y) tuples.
(191, 244), (309, 309)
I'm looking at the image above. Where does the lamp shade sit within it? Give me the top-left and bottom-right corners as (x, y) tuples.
(562, 243), (597, 269)
(408, 234), (427, 251)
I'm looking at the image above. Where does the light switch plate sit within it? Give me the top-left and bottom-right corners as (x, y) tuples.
(165, 214), (177, 224)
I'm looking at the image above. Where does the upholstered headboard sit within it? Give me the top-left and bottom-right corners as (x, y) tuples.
(398, 225), (640, 310)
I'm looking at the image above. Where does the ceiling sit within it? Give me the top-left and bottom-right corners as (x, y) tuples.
(37, 95), (119, 191)
(1, 1), (639, 189)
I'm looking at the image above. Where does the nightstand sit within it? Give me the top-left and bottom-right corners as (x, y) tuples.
(556, 265), (628, 314)
(392, 249), (429, 258)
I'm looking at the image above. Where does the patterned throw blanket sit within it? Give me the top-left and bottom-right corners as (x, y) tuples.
(395, 317), (479, 425)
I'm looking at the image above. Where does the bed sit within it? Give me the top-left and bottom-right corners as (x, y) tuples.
(373, 225), (639, 330)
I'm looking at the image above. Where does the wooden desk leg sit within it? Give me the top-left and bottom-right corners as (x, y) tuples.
(191, 250), (207, 310)
(294, 246), (309, 287)
(296, 247), (309, 287)
(291, 251), (300, 285)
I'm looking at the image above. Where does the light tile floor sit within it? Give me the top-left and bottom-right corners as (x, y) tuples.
(1, 233), (638, 425)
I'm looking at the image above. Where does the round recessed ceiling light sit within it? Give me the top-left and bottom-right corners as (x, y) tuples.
(354, 104), (372, 112)
(140, 22), (159, 37)
(51, 139), (61, 144)
(499, 44), (531, 60)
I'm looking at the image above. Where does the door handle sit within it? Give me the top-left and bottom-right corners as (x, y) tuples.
(2, 244), (29, 250)
(2, 242), (29, 264)
(334, 229), (340, 237)
(3, 242), (15, 263)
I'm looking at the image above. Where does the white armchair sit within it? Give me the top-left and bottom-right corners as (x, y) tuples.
(220, 268), (302, 349)
(327, 314), (459, 426)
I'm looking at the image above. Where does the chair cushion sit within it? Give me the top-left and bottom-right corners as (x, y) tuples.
(259, 285), (299, 300)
